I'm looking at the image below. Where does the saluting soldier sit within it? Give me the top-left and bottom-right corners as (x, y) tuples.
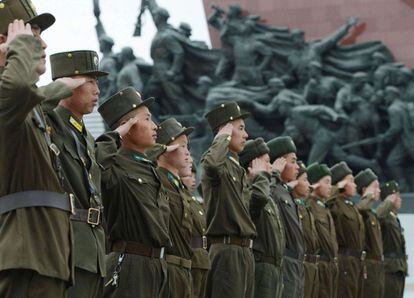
(201, 101), (268, 298)
(0, 2), (84, 297)
(97, 87), (170, 298)
(155, 118), (194, 298)
(377, 181), (408, 298)
(292, 161), (320, 298)
(266, 136), (305, 298)
(182, 162), (211, 298)
(306, 163), (339, 298)
(328, 162), (365, 298)
(239, 138), (284, 298)
(46, 50), (108, 298)
(355, 169), (385, 298)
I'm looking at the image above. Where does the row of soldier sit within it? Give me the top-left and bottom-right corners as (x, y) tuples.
(0, 1), (408, 298)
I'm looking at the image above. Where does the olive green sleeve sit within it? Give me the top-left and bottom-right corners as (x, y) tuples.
(201, 134), (231, 179)
(39, 81), (73, 112)
(0, 35), (44, 130)
(357, 194), (375, 211)
(376, 198), (393, 218)
(249, 171), (271, 218)
(145, 143), (167, 161)
(95, 131), (122, 169)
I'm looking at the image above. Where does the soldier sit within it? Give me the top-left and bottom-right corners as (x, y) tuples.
(97, 87), (170, 298)
(201, 101), (268, 298)
(292, 161), (320, 298)
(306, 163), (339, 298)
(0, 3), (84, 297)
(377, 181), (407, 298)
(46, 50), (108, 298)
(239, 138), (284, 298)
(355, 169), (384, 298)
(266, 136), (305, 298)
(328, 162), (365, 298)
(182, 162), (211, 298)
(155, 118), (194, 298)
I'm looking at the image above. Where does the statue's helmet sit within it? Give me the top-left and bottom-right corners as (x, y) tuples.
(99, 34), (114, 46)
(228, 4), (242, 17)
(179, 22), (192, 35)
(154, 7), (170, 21)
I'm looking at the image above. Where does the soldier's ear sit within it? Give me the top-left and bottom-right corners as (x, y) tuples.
(0, 35), (7, 44)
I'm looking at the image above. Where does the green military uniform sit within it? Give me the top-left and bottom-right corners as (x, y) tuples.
(189, 195), (211, 298)
(97, 88), (170, 298)
(377, 181), (407, 298)
(155, 118), (195, 298)
(202, 102), (264, 298)
(294, 161), (319, 298)
(45, 50), (108, 298)
(355, 169), (384, 298)
(307, 163), (339, 298)
(296, 199), (319, 298)
(267, 137), (305, 298)
(0, 3), (75, 296)
(328, 162), (365, 298)
(239, 138), (284, 298)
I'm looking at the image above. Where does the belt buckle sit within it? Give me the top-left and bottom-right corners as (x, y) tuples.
(69, 193), (76, 215)
(381, 255), (384, 262)
(49, 143), (60, 156)
(87, 207), (101, 226)
(223, 236), (231, 245)
(202, 236), (207, 250)
(361, 251), (366, 261)
(249, 239), (253, 249)
(160, 247), (165, 259)
(316, 255), (320, 265)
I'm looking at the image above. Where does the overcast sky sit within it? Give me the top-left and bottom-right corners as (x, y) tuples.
(35, 0), (211, 85)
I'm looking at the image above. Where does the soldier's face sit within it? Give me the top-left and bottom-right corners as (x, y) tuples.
(165, 135), (191, 172)
(293, 173), (310, 198)
(228, 119), (248, 153)
(70, 75), (99, 115)
(364, 180), (380, 200)
(342, 174), (357, 197)
(281, 153), (298, 182)
(31, 25), (47, 75)
(393, 193), (402, 210)
(128, 106), (158, 148)
(182, 172), (196, 192)
(315, 175), (332, 198)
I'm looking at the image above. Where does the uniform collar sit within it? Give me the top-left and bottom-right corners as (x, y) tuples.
(310, 195), (326, 208)
(227, 152), (240, 166)
(55, 105), (85, 134)
(131, 151), (154, 165)
(165, 169), (185, 191)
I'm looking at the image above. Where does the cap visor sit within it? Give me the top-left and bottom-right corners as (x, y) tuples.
(27, 13), (55, 32)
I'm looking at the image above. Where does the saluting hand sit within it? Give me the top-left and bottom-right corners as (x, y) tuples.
(0, 20), (33, 54)
(248, 158), (267, 179)
(287, 180), (299, 189)
(116, 117), (138, 137)
(272, 157), (287, 173)
(216, 123), (233, 139)
(56, 77), (87, 90)
(166, 144), (179, 153)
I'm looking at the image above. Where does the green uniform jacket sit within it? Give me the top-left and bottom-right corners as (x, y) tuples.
(156, 167), (193, 260)
(296, 199), (319, 256)
(46, 106), (106, 277)
(201, 134), (256, 238)
(96, 132), (170, 248)
(377, 200), (408, 275)
(251, 172), (285, 266)
(0, 35), (73, 281)
(190, 196), (211, 270)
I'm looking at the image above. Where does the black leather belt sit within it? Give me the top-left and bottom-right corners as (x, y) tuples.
(304, 254), (320, 264)
(339, 248), (366, 261)
(254, 252), (283, 267)
(71, 207), (102, 226)
(0, 191), (74, 215)
(283, 248), (304, 261)
(192, 236), (207, 249)
(209, 236), (253, 248)
(384, 252), (406, 259)
(366, 253), (384, 261)
(319, 254), (338, 263)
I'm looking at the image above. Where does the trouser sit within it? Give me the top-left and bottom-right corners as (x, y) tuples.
(384, 271), (405, 298)
(192, 267), (209, 298)
(104, 252), (168, 298)
(281, 256), (305, 298)
(206, 244), (255, 298)
(167, 262), (192, 298)
(68, 267), (104, 298)
(0, 269), (67, 298)
(303, 261), (319, 298)
(362, 259), (384, 298)
(336, 255), (364, 298)
(318, 260), (338, 298)
(254, 262), (283, 298)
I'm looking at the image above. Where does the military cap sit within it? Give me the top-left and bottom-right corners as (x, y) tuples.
(330, 161), (353, 185)
(50, 50), (108, 80)
(156, 117), (193, 146)
(380, 180), (400, 201)
(204, 101), (250, 131)
(307, 163), (332, 184)
(297, 160), (307, 178)
(355, 168), (378, 194)
(0, 0), (55, 34)
(267, 136), (296, 163)
(98, 87), (154, 129)
(98, 34), (114, 46)
(239, 138), (270, 169)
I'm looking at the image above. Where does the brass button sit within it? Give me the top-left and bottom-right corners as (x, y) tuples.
(226, 136), (231, 141)
(221, 104), (225, 108)
(88, 174), (92, 179)
(74, 70), (79, 74)
(184, 213), (188, 218)
(67, 53), (72, 58)
(0, 3), (5, 9)
(232, 176), (236, 182)
(192, 196), (196, 201)
(132, 104), (137, 108)
(171, 137), (175, 141)
(119, 91), (123, 95)
(229, 116), (233, 120)
(198, 210), (203, 216)
(138, 178), (143, 184)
